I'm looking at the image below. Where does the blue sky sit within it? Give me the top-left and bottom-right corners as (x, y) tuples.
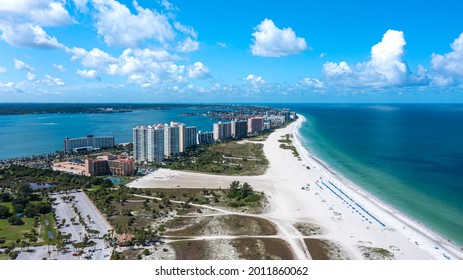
(1, 0), (463, 103)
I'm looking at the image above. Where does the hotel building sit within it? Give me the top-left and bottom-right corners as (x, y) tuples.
(64, 135), (115, 152)
(85, 154), (135, 176)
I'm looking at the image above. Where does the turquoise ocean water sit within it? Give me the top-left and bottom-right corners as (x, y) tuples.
(1, 103), (462, 246)
(285, 104), (463, 247)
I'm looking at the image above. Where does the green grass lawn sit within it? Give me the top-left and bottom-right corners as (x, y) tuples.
(40, 213), (58, 245)
(0, 201), (13, 211)
(0, 216), (36, 243)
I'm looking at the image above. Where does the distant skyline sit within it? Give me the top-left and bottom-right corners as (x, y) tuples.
(1, 0), (463, 103)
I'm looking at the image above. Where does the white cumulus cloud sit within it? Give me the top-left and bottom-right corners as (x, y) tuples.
(53, 64), (66, 72)
(27, 72), (36, 81)
(300, 77), (324, 89)
(174, 22), (197, 38)
(431, 32), (463, 84)
(0, 0), (72, 49)
(0, 23), (64, 49)
(92, 0), (175, 47)
(250, 19), (307, 57)
(323, 61), (352, 77)
(323, 29), (411, 87)
(244, 74), (266, 86)
(68, 47), (117, 68)
(44, 74), (65, 86)
(159, 0), (176, 11)
(0, 66), (6, 74)
(0, 81), (16, 93)
(14, 59), (35, 71)
(177, 37), (199, 53)
(188, 62), (210, 79)
(77, 69), (100, 81)
(0, 0), (74, 27)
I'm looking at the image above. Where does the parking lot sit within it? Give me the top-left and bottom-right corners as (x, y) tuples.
(17, 190), (112, 260)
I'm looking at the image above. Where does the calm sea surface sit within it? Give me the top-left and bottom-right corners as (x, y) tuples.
(0, 107), (216, 159)
(1, 103), (462, 246)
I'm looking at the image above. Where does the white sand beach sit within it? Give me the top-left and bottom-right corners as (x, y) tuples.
(128, 115), (463, 260)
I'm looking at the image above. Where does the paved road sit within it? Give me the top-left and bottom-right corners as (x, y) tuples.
(17, 190), (112, 260)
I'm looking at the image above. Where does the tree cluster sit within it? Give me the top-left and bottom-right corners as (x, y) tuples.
(227, 181), (261, 207)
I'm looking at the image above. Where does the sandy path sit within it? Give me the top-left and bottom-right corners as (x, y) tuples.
(133, 194), (311, 259)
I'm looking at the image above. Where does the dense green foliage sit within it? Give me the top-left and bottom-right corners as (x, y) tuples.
(8, 216), (24, 225)
(164, 142), (269, 176)
(227, 181), (262, 208)
(0, 165), (112, 190)
(0, 205), (9, 218)
(87, 185), (141, 216)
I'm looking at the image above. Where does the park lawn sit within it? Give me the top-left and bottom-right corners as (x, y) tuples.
(0, 215), (37, 243)
(86, 185), (101, 192)
(0, 201), (13, 212)
(40, 213), (58, 245)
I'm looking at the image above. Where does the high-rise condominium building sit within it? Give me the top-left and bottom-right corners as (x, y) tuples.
(172, 122), (196, 153)
(281, 109), (291, 122)
(197, 131), (214, 145)
(231, 120), (248, 139)
(147, 124), (165, 163)
(247, 117), (265, 134)
(64, 135), (114, 152)
(133, 126), (148, 162)
(133, 125), (164, 163)
(164, 122), (180, 159)
(176, 122), (186, 153)
(185, 126), (197, 149)
(213, 122), (232, 141)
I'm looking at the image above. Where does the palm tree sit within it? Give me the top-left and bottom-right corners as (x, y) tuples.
(21, 241), (27, 252)
(29, 236), (37, 247)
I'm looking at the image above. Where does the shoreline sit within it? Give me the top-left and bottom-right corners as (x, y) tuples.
(292, 114), (463, 259)
(129, 115), (463, 260)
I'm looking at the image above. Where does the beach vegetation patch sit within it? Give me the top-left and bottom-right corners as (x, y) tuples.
(304, 238), (348, 260)
(358, 245), (394, 260)
(227, 181), (263, 208)
(163, 142), (268, 176)
(232, 238), (294, 260)
(294, 223), (325, 236)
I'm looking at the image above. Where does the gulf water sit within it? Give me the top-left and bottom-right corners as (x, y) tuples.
(288, 104), (463, 247)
